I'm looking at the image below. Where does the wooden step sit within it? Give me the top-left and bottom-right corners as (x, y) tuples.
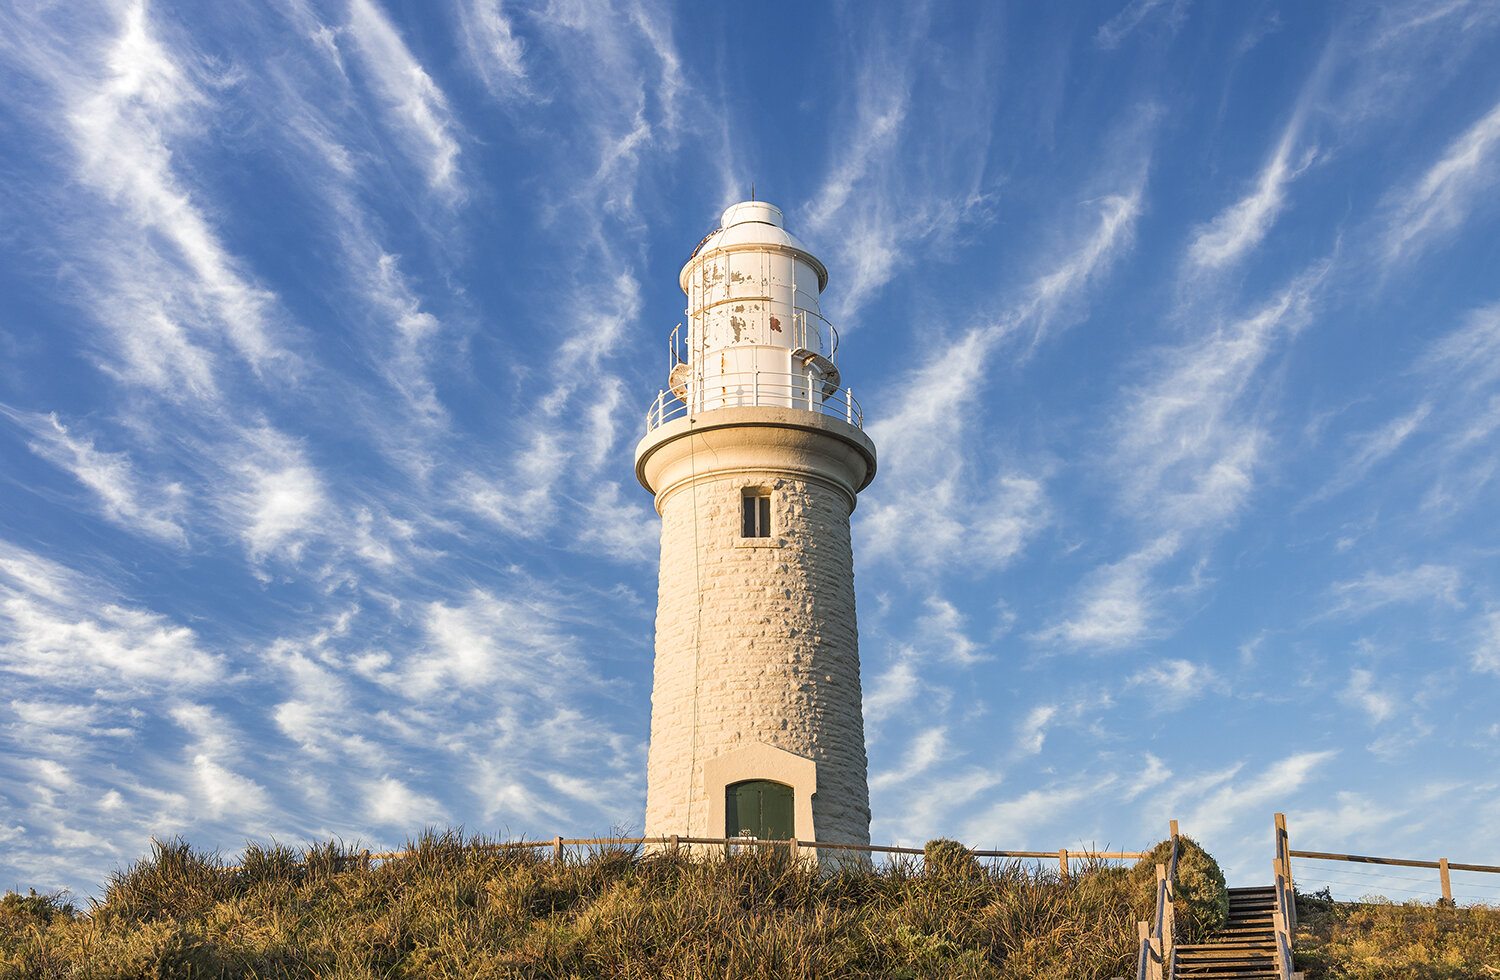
(1169, 887), (1291, 979)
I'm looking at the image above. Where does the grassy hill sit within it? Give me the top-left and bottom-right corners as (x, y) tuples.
(2, 831), (1496, 978)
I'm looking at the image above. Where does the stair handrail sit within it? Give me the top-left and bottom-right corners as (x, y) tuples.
(1271, 813), (1304, 980)
(1135, 820), (1180, 980)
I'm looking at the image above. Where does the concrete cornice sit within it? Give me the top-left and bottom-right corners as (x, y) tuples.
(634, 407), (877, 510)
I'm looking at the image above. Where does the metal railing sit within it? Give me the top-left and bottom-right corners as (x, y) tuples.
(646, 369), (864, 431)
(667, 306), (841, 372)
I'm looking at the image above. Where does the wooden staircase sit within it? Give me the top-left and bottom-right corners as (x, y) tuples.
(1173, 886), (1278, 978)
(1131, 817), (1300, 980)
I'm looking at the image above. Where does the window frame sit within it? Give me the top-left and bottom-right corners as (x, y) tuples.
(741, 487), (772, 538)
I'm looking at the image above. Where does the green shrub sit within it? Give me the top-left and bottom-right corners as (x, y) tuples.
(0, 889), (77, 926)
(1127, 835), (1228, 943)
(924, 838), (981, 881)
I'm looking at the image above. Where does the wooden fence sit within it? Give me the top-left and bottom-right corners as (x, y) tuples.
(1286, 846), (1500, 905)
(225, 835), (1147, 875)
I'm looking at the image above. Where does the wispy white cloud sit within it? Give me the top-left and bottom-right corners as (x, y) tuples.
(0, 541), (223, 691)
(800, 4), (998, 327)
(1127, 658), (1224, 709)
(346, 0), (464, 199)
(859, 326), (1050, 572)
(873, 767), (1004, 847)
(1324, 564), (1464, 618)
(863, 655), (924, 724)
(223, 427), (328, 565)
(1187, 127), (1315, 271)
(364, 775), (446, 828)
(362, 251), (448, 425)
(1094, 0), (1191, 50)
(171, 703), (273, 820)
(5, 408), (186, 545)
(1032, 533), (1179, 652)
(1019, 190), (1146, 348)
(1016, 704), (1057, 755)
(1312, 401), (1432, 503)
(43, 1), (296, 397)
(1382, 97), (1500, 265)
(1471, 611), (1500, 674)
(1339, 667), (1399, 723)
(1119, 270), (1322, 532)
(1287, 790), (1404, 852)
(457, 428), (562, 540)
(913, 598), (987, 666)
(1175, 750), (1337, 842)
(855, 173), (1150, 575)
(455, 0), (529, 99)
(1421, 303), (1500, 394)
(960, 776), (1113, 846)
(574, 482), (658, 564)
(870, 727), (948, 790)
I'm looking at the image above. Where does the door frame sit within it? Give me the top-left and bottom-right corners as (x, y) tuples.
(703, 742), (817, 843)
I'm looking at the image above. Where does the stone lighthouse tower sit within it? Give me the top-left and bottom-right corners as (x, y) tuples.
(635, 200), (877, 848)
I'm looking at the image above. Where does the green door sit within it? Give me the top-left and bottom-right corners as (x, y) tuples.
(725, 780), (795, 840)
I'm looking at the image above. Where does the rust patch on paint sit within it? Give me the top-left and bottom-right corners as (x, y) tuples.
(769, 316), (782, 332)
(730, 315), (746, 342)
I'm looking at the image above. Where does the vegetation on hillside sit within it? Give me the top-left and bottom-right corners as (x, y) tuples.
(1294, 889), (1500, 979)
(21, 830), (1497, 978)
(1, 831), (1149, 979)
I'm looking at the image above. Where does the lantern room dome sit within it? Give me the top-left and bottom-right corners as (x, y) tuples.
(681, 200), (828, 292)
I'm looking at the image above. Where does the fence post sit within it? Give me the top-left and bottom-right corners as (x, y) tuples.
(669, 834), (679, 858)
(553, 836), (564, 864)
(360, 849), (371, 872)
(1440, 858), (1453, 905)
(789, 837), (799, 863)
(1275, 812), (1290, 885)
(1169, 819), (1179, 841)
(1059, 848), (1069, 880)
(1161, 862), (1175, 961)
(1275, 812), (1295, 930)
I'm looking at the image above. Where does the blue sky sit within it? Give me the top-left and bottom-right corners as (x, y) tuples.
(2, 0), (1499, 904)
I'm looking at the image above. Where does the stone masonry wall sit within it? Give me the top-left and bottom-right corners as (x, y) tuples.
(643, 466), (871, 845)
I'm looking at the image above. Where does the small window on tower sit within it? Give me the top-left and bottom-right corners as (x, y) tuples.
(742, 489), (772, 538)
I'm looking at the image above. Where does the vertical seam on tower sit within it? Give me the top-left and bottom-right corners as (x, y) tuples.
(685, 389), (703, 834)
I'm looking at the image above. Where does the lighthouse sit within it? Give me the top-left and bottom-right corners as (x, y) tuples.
(635, 200), (877, 850)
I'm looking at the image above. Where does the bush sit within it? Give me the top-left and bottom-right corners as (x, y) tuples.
(0, 889), (77, 926)
(1127, 835), (1228, 943)
(924, 838), (981, 881)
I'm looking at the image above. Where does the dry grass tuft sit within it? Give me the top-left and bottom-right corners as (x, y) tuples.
(0, 831), (1145, 979)
(1294, 890), (1500, 978)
